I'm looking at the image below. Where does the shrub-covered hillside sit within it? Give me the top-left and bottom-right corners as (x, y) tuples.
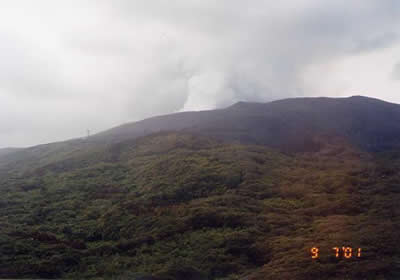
(0, 132), (399, 279)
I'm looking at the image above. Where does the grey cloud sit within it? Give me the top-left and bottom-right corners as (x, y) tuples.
(351, 32), (399, 53)
(392, 62), (400, 80)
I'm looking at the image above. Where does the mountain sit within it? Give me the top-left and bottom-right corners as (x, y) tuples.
(0, 96), (400, 279)
(97, 95), (400, 151)
(2, 95), (399, 174)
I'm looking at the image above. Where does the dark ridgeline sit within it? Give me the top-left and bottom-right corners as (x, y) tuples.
(96, 95), (400, 152)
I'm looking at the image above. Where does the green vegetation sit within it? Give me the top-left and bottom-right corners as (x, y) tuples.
(0, 132), (399, 279)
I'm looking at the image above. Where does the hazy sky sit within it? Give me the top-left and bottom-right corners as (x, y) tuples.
(1, 0), (400, 147)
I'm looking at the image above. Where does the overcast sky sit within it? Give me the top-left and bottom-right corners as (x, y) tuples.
(1, 0), (400, 147)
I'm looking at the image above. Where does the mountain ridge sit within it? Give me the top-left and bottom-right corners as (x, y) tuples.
(1, 95), (400, 175)
(1, 95), (397, 152)
(94, 95), (400, 152)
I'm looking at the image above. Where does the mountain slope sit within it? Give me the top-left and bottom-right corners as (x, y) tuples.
(1, 96), (400, 279)
(0, 132), (399, 279)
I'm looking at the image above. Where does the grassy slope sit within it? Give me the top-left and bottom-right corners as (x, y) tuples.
(0, 132), (399, 279)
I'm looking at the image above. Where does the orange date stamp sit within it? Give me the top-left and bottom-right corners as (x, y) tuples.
(311, 247), (362, 259)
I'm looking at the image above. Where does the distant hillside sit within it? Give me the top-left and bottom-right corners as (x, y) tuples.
(96, 96), (400, 152)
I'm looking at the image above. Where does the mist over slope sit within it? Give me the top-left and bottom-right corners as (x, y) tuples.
(0, 147), (21, 157)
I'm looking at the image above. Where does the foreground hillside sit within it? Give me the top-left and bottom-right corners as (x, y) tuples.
(0, 131), (399, 279)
